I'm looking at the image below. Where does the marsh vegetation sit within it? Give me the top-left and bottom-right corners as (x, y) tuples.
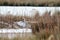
(0, 9), (60, 40)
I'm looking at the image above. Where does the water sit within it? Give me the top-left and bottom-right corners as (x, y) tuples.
(0, 29), (32, 39)
(0, 29), (32, 33)
(0, 33), (32, 39)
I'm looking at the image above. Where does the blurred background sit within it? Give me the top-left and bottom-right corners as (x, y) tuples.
(0, 7), (60, 40)
(0, 0), (60, 6)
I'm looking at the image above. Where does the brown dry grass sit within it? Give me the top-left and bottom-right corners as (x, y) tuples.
(0, 10), (60, 40)
(0, 0), (60, 6)
(29, 11), (60, 40)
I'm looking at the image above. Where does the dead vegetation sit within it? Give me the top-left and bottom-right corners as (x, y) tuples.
(30, 10), (60, 40)
(0, 0), (60, 6)
(0, 13), (31, 29)
(0, 9), (60, 40)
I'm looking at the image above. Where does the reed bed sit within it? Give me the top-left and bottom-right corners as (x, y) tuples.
(0, 0), (60, 6)
(0, 10), (60, 40)
(30, 11), (60, 40)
